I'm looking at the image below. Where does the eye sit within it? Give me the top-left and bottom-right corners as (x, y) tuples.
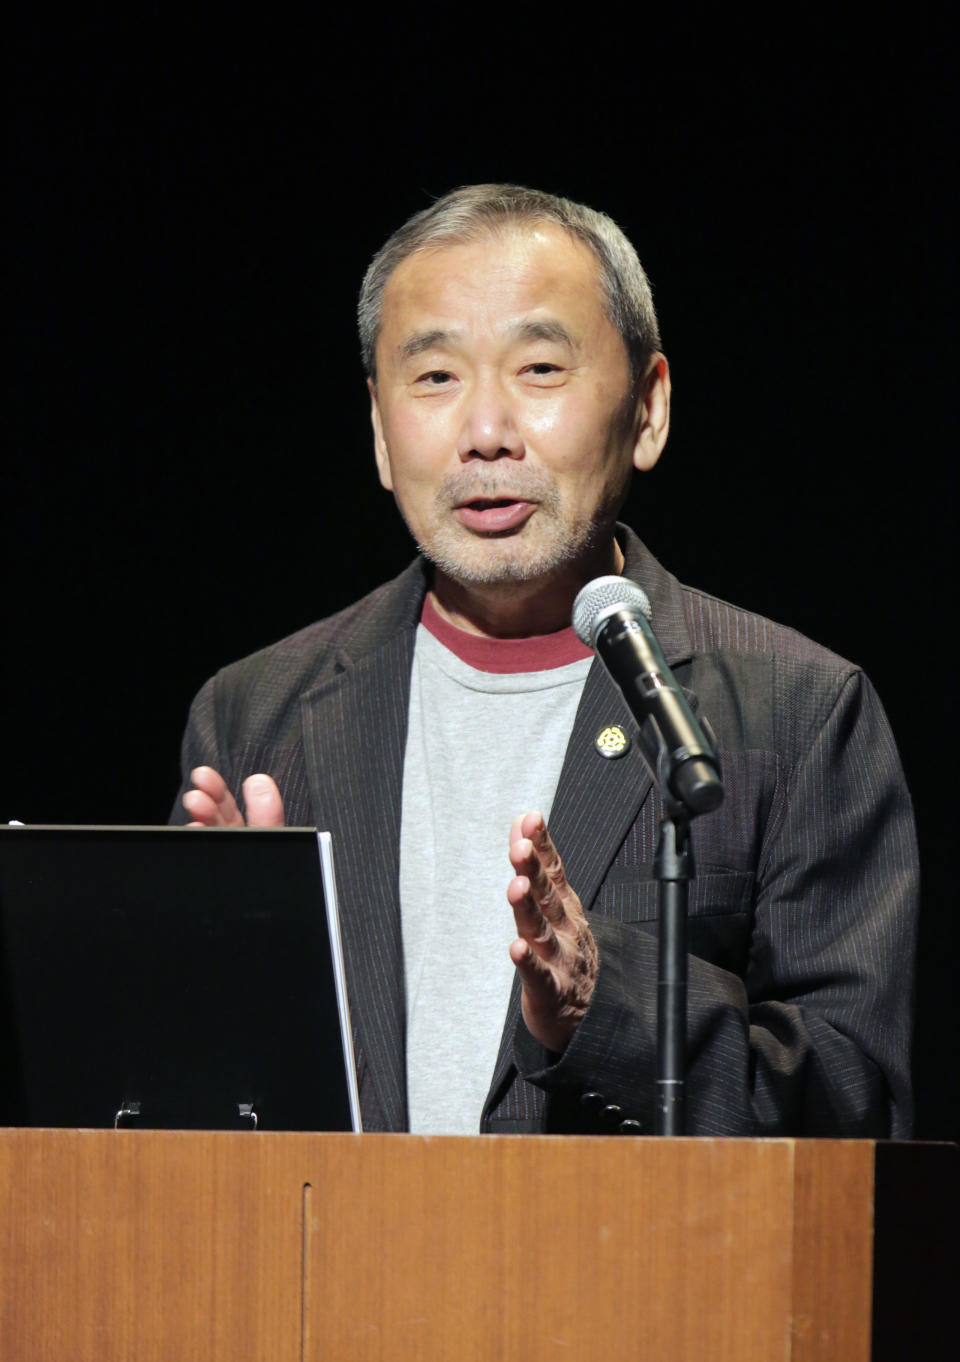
(520, 362), (566, 385)
(415, 369), (455, 386)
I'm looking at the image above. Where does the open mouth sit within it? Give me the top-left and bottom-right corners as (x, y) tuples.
(454, 498), (537, 534)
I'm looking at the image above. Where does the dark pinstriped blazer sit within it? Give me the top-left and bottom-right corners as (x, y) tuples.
(171, 527), (918, 1137)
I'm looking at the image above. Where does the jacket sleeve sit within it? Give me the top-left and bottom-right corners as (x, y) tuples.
(514, 668), (919, 1137)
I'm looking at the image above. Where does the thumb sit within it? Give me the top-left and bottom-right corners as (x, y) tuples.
(241, 773), (286, 827)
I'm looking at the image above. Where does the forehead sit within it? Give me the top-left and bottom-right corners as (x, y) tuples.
(378, 224), (610, 344)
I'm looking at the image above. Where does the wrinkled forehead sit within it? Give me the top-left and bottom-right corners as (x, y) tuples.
(378, 222), (610, 343)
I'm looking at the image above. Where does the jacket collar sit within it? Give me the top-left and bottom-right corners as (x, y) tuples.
(617, 526), (694, 668)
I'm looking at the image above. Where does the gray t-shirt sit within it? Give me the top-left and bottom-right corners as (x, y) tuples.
(400, 601), (592, 1134)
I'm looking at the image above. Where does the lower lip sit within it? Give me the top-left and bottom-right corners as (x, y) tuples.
(454, 501), (537, 533)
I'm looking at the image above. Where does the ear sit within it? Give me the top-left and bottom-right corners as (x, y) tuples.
(369, 378), (394, 491)
(632, 354), (671, 473)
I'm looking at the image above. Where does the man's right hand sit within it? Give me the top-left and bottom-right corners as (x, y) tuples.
(182, 766), (286, 827)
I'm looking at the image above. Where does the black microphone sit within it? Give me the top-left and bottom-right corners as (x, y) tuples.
(573, 576), (724, 816)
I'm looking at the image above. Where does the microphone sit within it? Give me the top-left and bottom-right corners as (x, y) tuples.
(572, 576), (723, 816)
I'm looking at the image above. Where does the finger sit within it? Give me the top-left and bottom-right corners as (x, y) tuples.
(181, 788), (222, 825)
(183, 767), (244, 826)
(189, 766), (232, 804)
(509, 937), (569, 1052)
(241, 773), (286, 827)
(508, 809), (544, 862)
(519, 812), (570, 893)
(182, 785), (242, 827)
(508, 835), (568, 927)
(509, 812), (569, 892)
(509, 935), (559, 989)
(508, 812), (527, 846)
(507, 874), (562, 962)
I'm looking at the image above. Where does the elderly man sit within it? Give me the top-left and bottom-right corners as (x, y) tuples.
(173, 184), (917, 1138)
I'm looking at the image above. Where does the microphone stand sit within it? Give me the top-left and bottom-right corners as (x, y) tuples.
(638, 725), (714, 1137)
(571, 580), (724, 1136)
(653, 775), (693, 1137)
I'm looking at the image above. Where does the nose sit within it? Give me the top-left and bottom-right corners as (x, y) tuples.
(456, 374), (525, 462)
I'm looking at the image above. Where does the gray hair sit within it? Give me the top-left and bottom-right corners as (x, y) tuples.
(358, 183), (661, 384)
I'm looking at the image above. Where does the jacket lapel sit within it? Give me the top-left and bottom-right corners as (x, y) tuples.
(484, 660), (654, 1105)
(298, 565), (428, 1132)
(546, 532), (697, 907)
(484, 532), (696, 1108)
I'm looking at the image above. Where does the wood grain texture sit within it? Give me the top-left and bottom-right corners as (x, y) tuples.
(300, 1135), (802, 1361)
(4, 1131), (942, 1361)
(790, 1140), (875, 1362)
(0, 1128), (305, 1361)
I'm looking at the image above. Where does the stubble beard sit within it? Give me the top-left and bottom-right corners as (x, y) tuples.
(407, 466), (623, 588)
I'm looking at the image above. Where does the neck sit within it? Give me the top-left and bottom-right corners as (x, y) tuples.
(430, 538), (625, 639)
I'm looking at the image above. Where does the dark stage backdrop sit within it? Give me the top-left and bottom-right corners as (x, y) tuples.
(6, 13), (955, 1138)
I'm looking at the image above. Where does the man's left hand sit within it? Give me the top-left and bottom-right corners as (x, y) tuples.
(507, 812), (599, 1053)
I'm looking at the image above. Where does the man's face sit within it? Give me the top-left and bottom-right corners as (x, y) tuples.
(370, 223), (665, 590)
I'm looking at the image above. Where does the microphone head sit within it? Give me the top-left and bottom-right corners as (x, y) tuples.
(572, 575), (652, 648)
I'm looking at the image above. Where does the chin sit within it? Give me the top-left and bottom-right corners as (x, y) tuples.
(417, 521), (599, 588)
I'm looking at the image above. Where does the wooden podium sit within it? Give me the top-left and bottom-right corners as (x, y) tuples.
(0, 1131), (954, 1361)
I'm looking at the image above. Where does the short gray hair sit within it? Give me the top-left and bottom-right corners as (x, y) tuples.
(358, 183), (661, 384)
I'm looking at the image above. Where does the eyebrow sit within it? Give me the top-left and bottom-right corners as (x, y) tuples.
(397, 329), (460, 362)
(508, 319), (576, 348)
(397, 319), (576, 362)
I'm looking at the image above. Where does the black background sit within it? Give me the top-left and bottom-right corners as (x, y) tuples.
(6, 9), (956, 1138)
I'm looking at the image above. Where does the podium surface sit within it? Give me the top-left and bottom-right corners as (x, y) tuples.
(0, 1131), (954, 1360)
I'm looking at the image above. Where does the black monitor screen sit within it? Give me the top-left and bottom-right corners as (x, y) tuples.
(0, 826), (359, 1132)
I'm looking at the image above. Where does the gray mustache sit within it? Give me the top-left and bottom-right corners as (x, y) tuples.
(437, 470), (558, 508)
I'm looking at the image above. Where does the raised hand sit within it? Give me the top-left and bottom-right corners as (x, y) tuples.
(182, 766), (285, 828)
(507, 811), (598, 1052)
